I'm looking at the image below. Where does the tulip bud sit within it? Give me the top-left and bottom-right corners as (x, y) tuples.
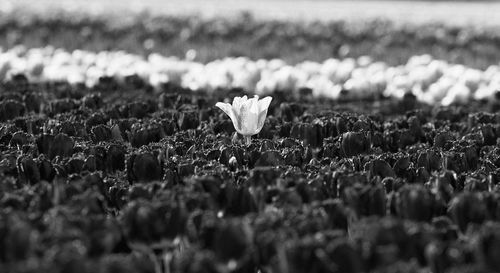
(341, 132), (370, 157)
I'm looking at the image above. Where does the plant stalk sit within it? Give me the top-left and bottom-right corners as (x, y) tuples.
(245, 135), (251, 145)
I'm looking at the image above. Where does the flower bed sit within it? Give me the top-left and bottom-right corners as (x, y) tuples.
(2, 47), (500, 106)
(2, 8), (500, 273)
(1, 71), (500, 272)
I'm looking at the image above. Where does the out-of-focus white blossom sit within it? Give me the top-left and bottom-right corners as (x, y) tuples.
(2, 47), (500, 105)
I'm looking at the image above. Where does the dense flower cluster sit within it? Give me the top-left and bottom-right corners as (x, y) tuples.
(1, 47), (500, 106)
(2, 74), (500, 272)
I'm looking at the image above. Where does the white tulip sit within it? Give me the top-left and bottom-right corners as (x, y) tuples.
(441, 83), (470, 106)
(473, 83), (496, 101)
(215, 95), (272, 144)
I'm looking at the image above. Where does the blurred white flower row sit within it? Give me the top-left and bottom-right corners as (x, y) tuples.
(1, 46), (499, 106)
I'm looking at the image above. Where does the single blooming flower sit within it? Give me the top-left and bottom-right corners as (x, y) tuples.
(215, 95), (272, 145)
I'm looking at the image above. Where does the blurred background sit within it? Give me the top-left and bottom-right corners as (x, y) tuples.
(5, 0), (500, 27)
(2, 0), (500, 68)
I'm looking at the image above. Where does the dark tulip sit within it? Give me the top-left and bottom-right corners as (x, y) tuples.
(280, 102), (304, 122)
(362, 184), (387, 216)
(448, 192), (487, 233)
(397, 129), (417, 148)
(121, 200), (187, 245)
(125, 101), (151, 119)
(178, 161), (195, 177)
(23, 92), (42, 113)
(219, 146), (244, 166)
(284, 148), (303, 167)
(127, 152), (162, 183)
(444, 152), (468, 173)
(370, 132), (384, 148)
(65, 158), (84, 175)
(9, 131), (29, 147)
(408, 115), (424, 139)
(325, 239), (363, 273)
(290, 123), (323, 147)
(475, 223), (500, 272)
(359, 218), (411, 268)
(432, 216), (458, 241)
(463, 176), (489, 192)
(49, 133), (74, 159)
(259, 139), (276, 152)
(321, 119), (338, 138)
(255, 150), (284, 167)
(434, 132), (454, 149)
(224, 185), (258, 216)
(105, 144), (126, 173)
(425, 242), (453, 273)
(282, 237), (323, 273)
(352, 119), (370, 132)
(81, 93), (103, 109)
(432, 171), (456, 204)
(85, 113), (108, 130)
(247, 166), (282, 187)
(178, 110), (200, 130)
(6, 72), (28, 86)
(83, 155), (97, 172)
(278, 122), (292, 137)
(174, 249), (220, 273)
(336, 116), (349, 134)
(480, 124), (497, 146)
(86, 218), (123, 257)
(161, 120), (177, 136)
(393, 156), (411, 177)
(396, 184), (435, 222)
(341, 183), (385, 217)
(435, 108), (460, 122)
(36, 134), (54, 156)
(49, 98), (77, 114)
(0, 100), (25, 121)
(365, 159), (395, 178)
(87, 145), (107, 172)
(205, 149), (221, 161)
(414, 166), (430, 184)
(0, 215), (37, 262)
(213, 120), (234, 135)
(382, 177), (396, 193)
(129, 127), (162, 148)
(128, 184), (153, 201)
(38, 155), (56, 181)
(463, 145), (479, 171)
(341, 131), (370, 157)
(90, 124), (112, 143)
(16, 155), (40, 184)
(417, 150), (442, 172)
(321, 199), (348, 230)
(212, 219), (252, 262)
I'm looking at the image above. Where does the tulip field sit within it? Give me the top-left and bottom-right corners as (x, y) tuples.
(3, 3), (500, 273)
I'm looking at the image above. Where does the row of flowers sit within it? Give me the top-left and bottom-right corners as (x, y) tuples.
(1, 46), (499, 105)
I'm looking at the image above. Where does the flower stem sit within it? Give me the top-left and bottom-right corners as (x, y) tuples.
(244, 135), (252, 145)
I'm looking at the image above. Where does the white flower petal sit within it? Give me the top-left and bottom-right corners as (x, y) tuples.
(249, 96), (260, 114)
(238, 98), (259, 135)
(256, 96), (272, 131)
(232, 95), (247, 116)
(257, 96), (272, 113)
(215, 102), (240, 132)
